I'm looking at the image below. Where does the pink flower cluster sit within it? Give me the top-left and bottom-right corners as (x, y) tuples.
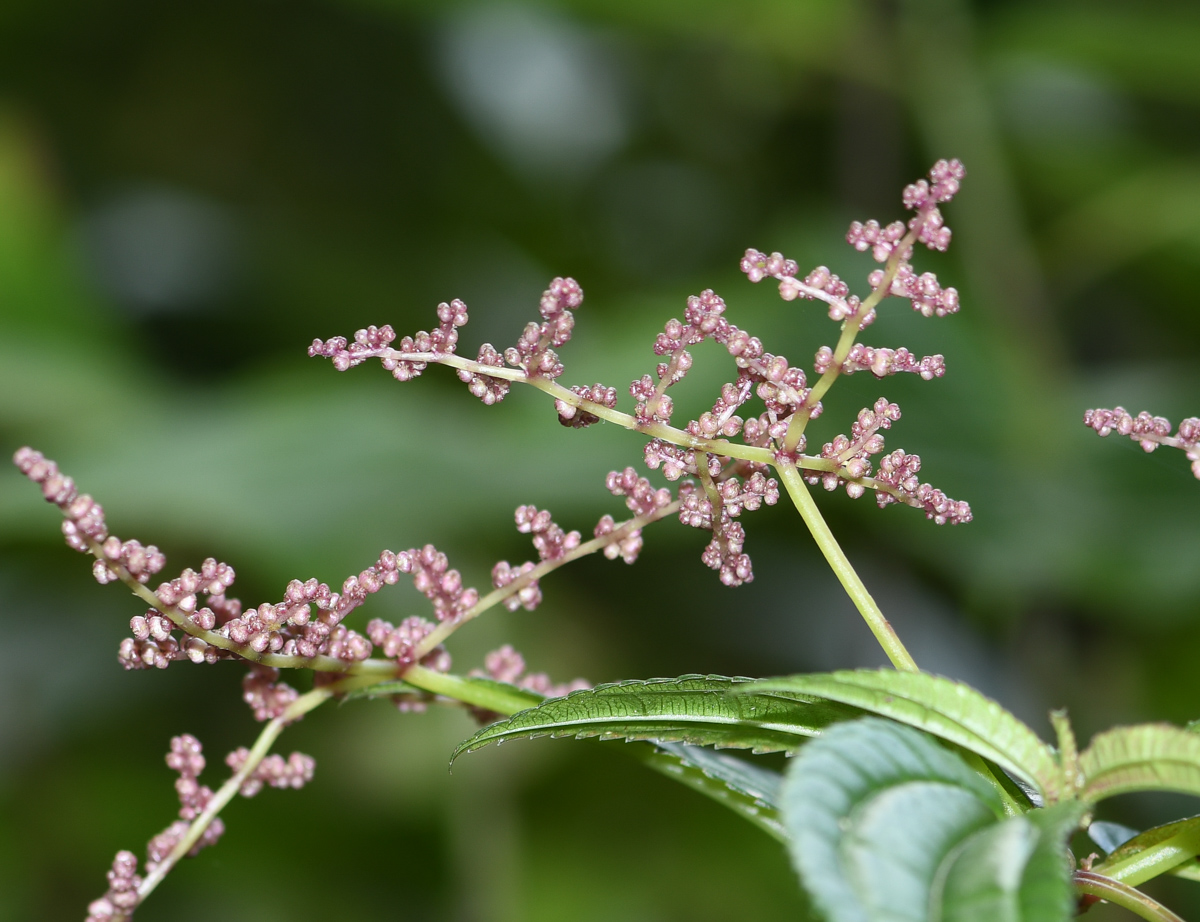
(366, 615), (450, 673)
(556, 382), (618, 428)
(226, 747), (316, 797)
(873, 450), (973, 525)
(14, 447), (166, 575)
(816, 344), (945, 381)
(1085, 407), (1200, 479)
(743, 160), (964, 329)
(504, 277), (581, 378)
(308, 299), (468, 380)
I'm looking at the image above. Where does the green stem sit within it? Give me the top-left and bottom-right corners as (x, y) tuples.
(1074, 871), (1185, 922)
(132, 674), (374, 911)
(1093, 825), (1200, 887)
(412, 500), (682, 659)
(776, 461), (918, 672)
(781, 227), (919, 454)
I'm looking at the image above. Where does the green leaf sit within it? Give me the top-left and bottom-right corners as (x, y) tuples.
(1091, 815), (1200, 886)
(452, 675), (861, 761)
(782, 718), (1081, 922)
(750, 670), (1064, 802)
(634, 741), (786, 842)
(938, 803), (1086, 922)
(1079, 724), (1200, 801)
(340, 679), (426, 701)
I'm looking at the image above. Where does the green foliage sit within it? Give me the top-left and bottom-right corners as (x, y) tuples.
(749, 670), (1064, 803)
(1092, 815), (1200, 886)
(781, 718), (1085, 922)
(452, 675), (862, 758)
(1079, 723), (1200, 801)
(634, 741), (786, 842)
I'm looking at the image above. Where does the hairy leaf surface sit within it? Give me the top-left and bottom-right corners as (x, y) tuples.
(1080, 724), (1200, 801)
(452, 675), (861, 759)
(752, 670), (1064, 801)
(782, 718), (1081, 922)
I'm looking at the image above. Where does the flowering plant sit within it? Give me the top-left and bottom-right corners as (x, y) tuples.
(17, 159), (1200, 922)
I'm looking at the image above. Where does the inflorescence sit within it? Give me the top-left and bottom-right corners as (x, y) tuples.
(18, 159), (977, 921)
(1084, 407), (1200, 479)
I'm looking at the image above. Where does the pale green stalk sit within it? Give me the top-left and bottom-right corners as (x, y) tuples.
(1074, 871), (1186, 922)
(776, 461), (918, 672)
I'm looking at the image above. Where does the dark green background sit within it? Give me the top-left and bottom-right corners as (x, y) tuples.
(1, 0), (1198, 918)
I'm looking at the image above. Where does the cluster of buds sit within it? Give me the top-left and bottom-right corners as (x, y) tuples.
(814, 399), (903, 496)
(1085, 407), (1200, 479)
(556, 382), (618, 428)
(632, 290), (782, 427)
(366, 615), (450, 674)
(226, 747), (316, 797)
(503, 277), (582, 378)
(86, 734), (315, 920)
(817, 344), (945, 381)
(873, 450), (973, 525)
(13, 448), (164, 571)
(678, 467), (780, 586)
(461, 342), (510, 405)
(308, 299), (469, 381)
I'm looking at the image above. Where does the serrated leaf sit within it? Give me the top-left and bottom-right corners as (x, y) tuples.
(1079, 724), (1200, 801)
(783, 718), (1080, 922)
(750, 670), (1064, 802)
(1091, 815), (1200, 886)
(452, 675), (861, 761)
(636, 741), (786, 841)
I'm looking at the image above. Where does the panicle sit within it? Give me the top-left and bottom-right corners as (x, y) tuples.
(140, 734), (227, 884)
(592, 514), (644, 564)
(515, 505), (581, 562)
(1084, 407), (1200, 479)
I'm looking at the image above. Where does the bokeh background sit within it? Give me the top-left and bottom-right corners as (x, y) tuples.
(1, 0), (1199, 919)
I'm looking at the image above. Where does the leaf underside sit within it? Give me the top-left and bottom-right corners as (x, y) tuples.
(636, 741), (786, 841)
(782, 717), (1083, 922)
(452, 675), (863, 761)
(1080, 724), (1200, 801)
(750, 670), (1064, 802)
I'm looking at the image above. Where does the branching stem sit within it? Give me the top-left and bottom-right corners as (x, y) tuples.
(776, 461), (918, 672)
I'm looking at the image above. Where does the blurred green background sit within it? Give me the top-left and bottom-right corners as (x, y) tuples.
(1, 0), (1199, 919)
